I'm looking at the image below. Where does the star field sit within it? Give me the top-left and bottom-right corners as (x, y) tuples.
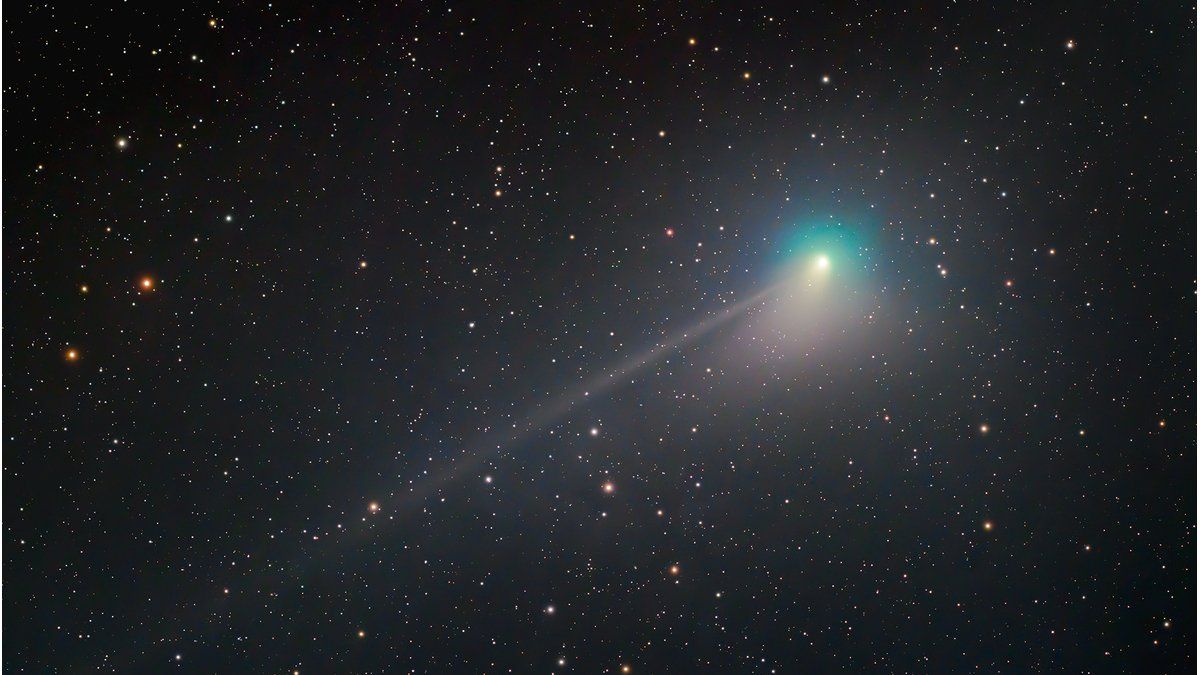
(3, 2), (1196, 673)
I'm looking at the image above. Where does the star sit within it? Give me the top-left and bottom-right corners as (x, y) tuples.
(6, 5), (1188, 672)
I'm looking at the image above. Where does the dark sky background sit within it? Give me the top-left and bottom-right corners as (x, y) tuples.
(4, 2), (1196, 673)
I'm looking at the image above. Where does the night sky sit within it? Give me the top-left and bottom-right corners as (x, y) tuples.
(4, 2), (1196, 673)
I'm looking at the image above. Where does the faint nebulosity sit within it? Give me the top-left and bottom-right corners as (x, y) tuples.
(3, 2), (1195, 673)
